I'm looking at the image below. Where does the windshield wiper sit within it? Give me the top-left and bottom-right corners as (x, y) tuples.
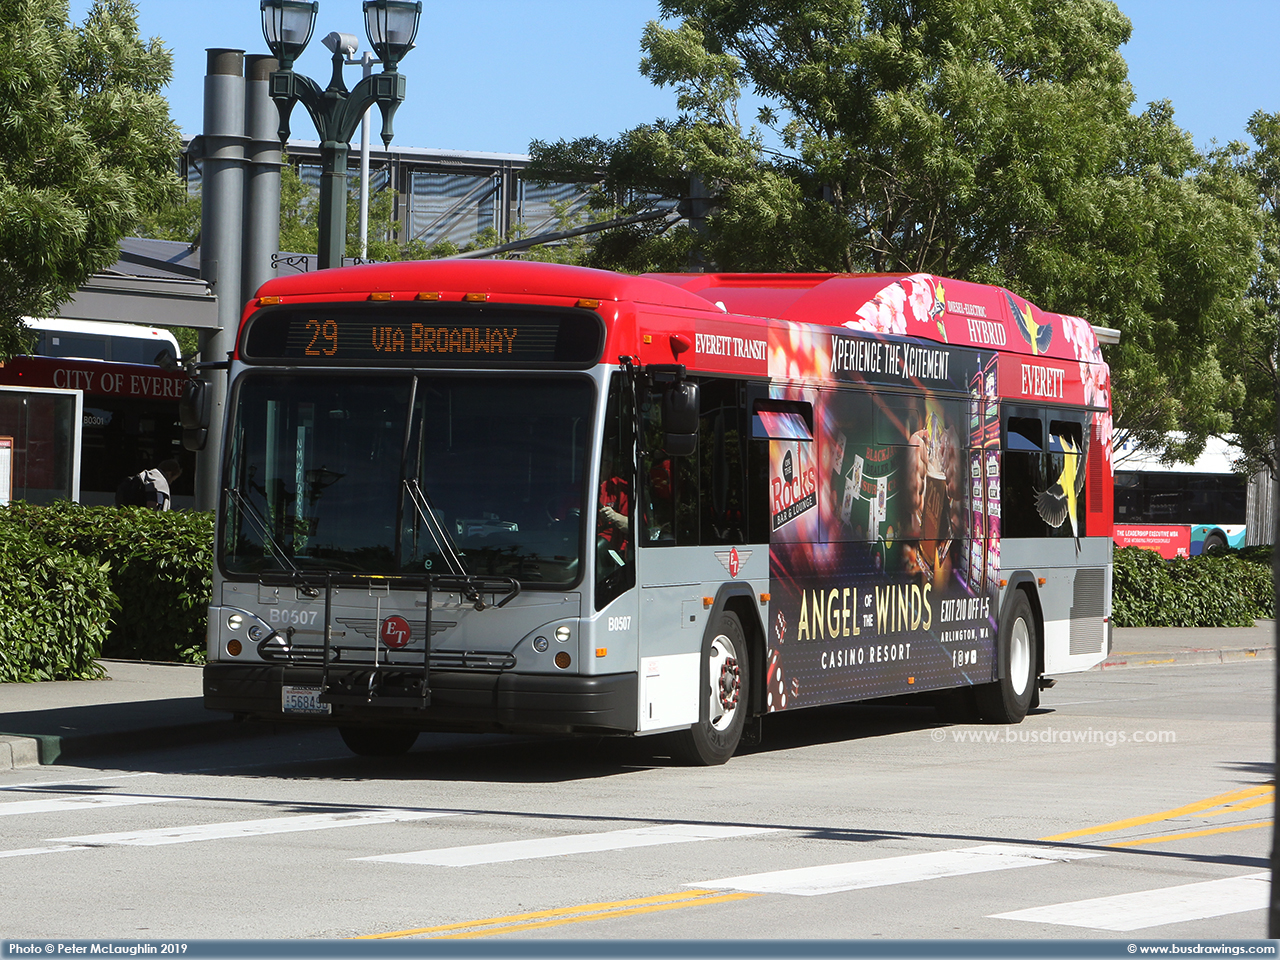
(225, 486), (320, 597)
(403, 477), (470, 579)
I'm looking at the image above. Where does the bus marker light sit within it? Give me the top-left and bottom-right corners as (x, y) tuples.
(464, 292), (488, 302)
(258, 295), (283, 305)
(369, 291), (392, 301)
(759, 593), (770, 603)
(703, 597), (714, 608)
(908, 677), (915, 684)
(554, 652), (571, 669)
(643, 334), (652, 344)
(596, 647), (607, 658)
(417, 291), (440, 301)
(1000, 579), (1008, 587)
(226, 639), (242, 657)
(576, 298), (601, 309)
(555, 625), (571, 642)
(1038, 577), (1047, 586)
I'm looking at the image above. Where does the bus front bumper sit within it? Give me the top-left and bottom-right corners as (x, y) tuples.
(203, 663), (638, 735)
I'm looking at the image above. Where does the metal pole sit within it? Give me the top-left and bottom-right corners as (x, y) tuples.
(317, 139), (350, 270)
(358, 52), (376, 259)
(196, 48), (246, 513)
(242, 54), (282, 309)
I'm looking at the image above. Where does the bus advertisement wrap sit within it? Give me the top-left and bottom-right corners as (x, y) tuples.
(763, 335), (1000, 709)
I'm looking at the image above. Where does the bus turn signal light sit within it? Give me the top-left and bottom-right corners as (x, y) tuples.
(702, 596), (714, 608)
(258, 295), (283, 305)
(369, 291), (392, 301)
(576, 298), (601, 309)
(595, 647), (607, 658)
(554, 651), (571, 669)
(464, 292), (488, 302)
(417, 291), (440, 301)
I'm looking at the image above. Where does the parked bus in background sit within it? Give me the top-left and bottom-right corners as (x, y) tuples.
(0, 319), (193, 508)
(1112, 437), (1246, 558)
(192, 261), (1115, 762)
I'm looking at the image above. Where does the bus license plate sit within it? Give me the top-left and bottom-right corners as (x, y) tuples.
(282, 684), (331, 715)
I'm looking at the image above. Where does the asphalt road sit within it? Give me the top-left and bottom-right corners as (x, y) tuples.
(0, 659), (1272, 941)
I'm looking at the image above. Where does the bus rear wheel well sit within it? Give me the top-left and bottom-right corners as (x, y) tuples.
(721, 593), (766, 718)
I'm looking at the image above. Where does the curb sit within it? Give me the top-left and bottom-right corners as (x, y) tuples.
(1094, 647), (1275, 670)
(0, 717), (287, 771)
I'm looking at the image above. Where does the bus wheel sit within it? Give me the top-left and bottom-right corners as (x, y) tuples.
(669, 611), (749, 765)
(1203, 531), (1228, 554)
(339, 726), (420, 757)
(976, 591), (1036, 724)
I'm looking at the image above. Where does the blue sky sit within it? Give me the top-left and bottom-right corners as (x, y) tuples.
(71, 0), (1278, 156)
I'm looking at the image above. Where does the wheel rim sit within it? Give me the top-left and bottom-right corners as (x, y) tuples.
(1009, 616), (1032, 697)
(708, 633), (741, 731)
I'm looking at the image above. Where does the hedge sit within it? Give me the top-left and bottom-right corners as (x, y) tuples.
(3, 502), (214, 663)
(0, 520), (116, 682)
(1111, 545), (1273, 628)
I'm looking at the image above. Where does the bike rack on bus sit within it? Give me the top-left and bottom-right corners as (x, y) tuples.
(253, 570), (520, 710)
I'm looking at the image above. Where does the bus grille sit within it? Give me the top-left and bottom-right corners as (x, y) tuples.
(1070, 568), (1106, 655)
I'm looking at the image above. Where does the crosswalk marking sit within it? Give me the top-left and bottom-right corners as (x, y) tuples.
(692, 844), (1105, 896)
(48, 809), (456, 847)
(0, 844), (88, 859)
(0, 795), (179, 817)
(989, 872), (1270, 931)
(357, 823), (778, 867)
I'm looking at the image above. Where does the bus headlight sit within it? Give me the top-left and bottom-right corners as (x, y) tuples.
(555, 626), (571, 643)
(533, 636), (549, 652)
(227, 613), (243, 631)
(248, 624), (265, 641)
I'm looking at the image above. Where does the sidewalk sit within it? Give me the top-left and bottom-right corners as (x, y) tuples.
(1, 624), (1275, 771)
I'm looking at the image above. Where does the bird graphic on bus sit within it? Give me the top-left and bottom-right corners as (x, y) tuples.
(1036, 433), (1087, 551)
(1007, 292), (1053, 355)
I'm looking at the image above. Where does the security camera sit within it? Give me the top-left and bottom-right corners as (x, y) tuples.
(321, 32), (359, 57)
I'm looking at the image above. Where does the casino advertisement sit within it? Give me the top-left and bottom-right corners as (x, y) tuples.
(763, 324), (1002, 712)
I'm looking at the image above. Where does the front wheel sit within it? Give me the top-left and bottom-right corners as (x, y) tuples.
(339, 726), (420, 757)
(975, 591), (1036, 724)
(667, 611), (750, 765)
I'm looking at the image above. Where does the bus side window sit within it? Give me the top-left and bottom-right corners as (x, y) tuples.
(1002, 414), (1045, 538)
(699, 379), (747, 546)
(1047, 419), (1086, 538)
(596, 373), (636, 609)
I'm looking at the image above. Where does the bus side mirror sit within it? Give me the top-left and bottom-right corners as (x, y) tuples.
(663, 380), (699, 457)
(180, 379), (210, 451)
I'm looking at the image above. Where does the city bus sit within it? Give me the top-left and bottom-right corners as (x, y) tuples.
(0, 321), (193, 507)
(194, 261), (1114, 763)
(1112, 437), (1247, 557)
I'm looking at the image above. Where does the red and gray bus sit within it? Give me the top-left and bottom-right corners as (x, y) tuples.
(193, 261), (1114, 762)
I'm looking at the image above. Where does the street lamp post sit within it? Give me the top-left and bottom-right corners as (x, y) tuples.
(260, 0), (421, 270)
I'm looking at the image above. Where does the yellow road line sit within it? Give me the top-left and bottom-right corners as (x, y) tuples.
(356, 888), (753, 940)
(1204, 794), (1275, 816)
(1039, 784), (1274, 842)
(1108, 820), (1273, 849)
(435, 891), (759, 939)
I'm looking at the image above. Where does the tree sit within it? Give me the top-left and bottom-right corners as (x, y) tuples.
(1222, 112), (1280, 478)
(529, 0), (1261, 462)
(0, 0), (183, 358)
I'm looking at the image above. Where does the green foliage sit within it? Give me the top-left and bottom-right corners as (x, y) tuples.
(4, 501), (213, 663)
(1111, 546), (1272, 628)
(0, 0), (183, 359)
(529, 0), (1262, 464)
(1222, 111), (1280, 479)
(0, 519), (115, 682)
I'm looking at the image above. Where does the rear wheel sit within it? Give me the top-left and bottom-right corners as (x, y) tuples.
(1202, 531), (1228, 555)
(976, 591), (1036, 724)
(668, 611), (749, 765)
(339, 726), (420, 757)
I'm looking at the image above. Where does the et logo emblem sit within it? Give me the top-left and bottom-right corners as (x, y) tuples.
(380, 615), (412, 648)
(714, 546), (753, 579)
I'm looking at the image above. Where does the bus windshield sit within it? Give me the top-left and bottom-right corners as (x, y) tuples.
(222, 373), (592, 585)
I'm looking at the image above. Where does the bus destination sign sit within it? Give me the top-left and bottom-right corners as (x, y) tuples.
(241, 304), (605, 367)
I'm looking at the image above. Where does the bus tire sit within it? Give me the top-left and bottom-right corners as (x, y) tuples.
(339, 726), (419, 757)
(976, 591), (1036, 724)
(668, 611), (749, 766)
(1203, 531), (1228, 554)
